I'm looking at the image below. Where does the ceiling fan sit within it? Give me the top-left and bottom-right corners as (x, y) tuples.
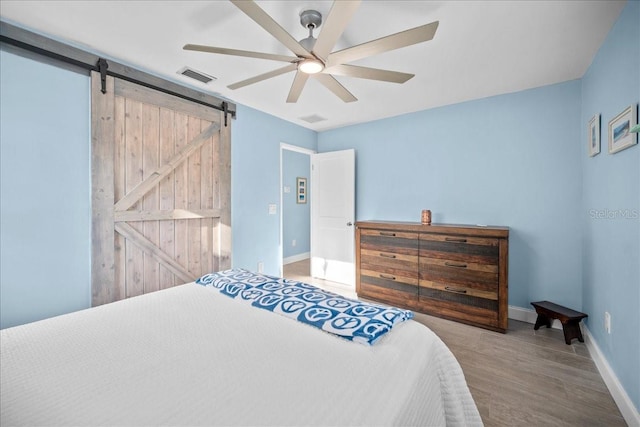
(184, 0), (439, 103)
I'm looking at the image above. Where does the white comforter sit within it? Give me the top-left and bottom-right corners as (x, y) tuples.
(1, 282), (482, 426)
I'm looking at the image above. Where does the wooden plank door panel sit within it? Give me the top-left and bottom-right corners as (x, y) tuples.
(91, 72), (231, 306)
(159, 107), (176, 289)
(124, 96), (144, 298)
(91, 73), (117, 304)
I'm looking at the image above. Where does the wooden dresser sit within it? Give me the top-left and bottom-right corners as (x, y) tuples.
(356, 221), (509, 332)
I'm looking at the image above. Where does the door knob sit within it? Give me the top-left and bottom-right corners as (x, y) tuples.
(347, 222), (353, 226)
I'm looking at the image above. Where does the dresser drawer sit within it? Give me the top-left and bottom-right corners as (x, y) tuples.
(420, 279), (497, 300)
(361, 268), (418, 286)
(420, 257), (498, 289)
(361, 248), (418, 272)
(420, 279), (497, 306)
(359, 271), (418, 305)
(360, 229), (419, 256)
(420, 233), (499, 264)
(417, 292), (500, 328)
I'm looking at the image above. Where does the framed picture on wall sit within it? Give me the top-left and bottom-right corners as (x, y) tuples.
(588, 114), (600, 157)
(608, 104), (638, 154)
(296, 177), (307, 204)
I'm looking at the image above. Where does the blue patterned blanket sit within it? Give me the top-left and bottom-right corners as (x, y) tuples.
(196, 269), (413, 345)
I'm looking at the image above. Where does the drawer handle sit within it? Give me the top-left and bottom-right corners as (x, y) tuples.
(445, 286), (467, 294)
(379, 232), (396, 237)
(445, 262), (467, 268)
(379, 274), (396, 281)
(379, 253), (397, 259)
(445, 237), (467, 243)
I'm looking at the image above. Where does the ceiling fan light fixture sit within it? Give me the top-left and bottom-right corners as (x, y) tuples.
(186, 2), (439, 103)
(298, 58), (324, 74)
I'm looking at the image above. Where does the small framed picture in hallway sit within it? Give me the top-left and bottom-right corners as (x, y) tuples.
(297, 177), (307, 204)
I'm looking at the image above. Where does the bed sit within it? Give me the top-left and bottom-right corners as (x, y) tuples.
(0, 269), (482, 426)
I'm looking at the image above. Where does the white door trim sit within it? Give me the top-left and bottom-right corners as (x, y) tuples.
(279, 143), (316, 277)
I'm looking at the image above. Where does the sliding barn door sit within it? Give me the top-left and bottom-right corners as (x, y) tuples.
(91, 72), (231, 306)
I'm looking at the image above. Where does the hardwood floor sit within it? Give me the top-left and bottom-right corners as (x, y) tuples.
(283, 259), (627, 427)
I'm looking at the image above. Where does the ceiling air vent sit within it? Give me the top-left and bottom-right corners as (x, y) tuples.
(177, 67), (216, 84)
(299, 114), (327, 124)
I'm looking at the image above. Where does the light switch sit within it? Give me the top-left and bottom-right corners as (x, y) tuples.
(268, 204), (277, 215)
(284, 186), (291, 193)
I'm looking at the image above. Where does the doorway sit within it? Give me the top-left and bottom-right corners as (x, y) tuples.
(280, 143), (314, 278)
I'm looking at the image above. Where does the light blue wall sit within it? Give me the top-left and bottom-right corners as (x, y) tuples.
(0, 48), (91, 329)
(319, 81), (583, 311)
(580, 0), (639, 411)
(283, 150), (311, 259)
(231, 104), (316, 275)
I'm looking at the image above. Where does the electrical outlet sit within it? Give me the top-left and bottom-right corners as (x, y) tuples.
(604, 311), (611, 334)
(257, 262), (264, 273)
(292, 239), (296, 247)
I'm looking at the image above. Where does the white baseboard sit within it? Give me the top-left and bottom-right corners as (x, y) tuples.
(583, 325), (640, 427)
(283, 252), (310, 265)
(508, 305), (639, 426)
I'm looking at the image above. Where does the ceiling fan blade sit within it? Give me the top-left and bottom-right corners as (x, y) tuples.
(231, 0), (311, 58)
(286, 72), (310, 103)
(312, 0), (361, 61)
(228, 63), (297, 90)
(326, 21), (439, 67)
(314, 74), (357, 103)
(324, 64), (414, 83)
(184, 44), (297, 63)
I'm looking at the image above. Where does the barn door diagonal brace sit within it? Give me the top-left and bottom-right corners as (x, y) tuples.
(97, 58), (109, 94)
(114, 122), (220, 212)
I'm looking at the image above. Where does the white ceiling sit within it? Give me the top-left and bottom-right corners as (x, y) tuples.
(0, 1), (626, 131)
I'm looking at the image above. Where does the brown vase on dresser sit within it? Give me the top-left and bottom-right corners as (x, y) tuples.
(355, 221), (509, 333)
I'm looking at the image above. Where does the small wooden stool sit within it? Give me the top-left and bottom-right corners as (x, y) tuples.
(531, 301), (588, 345)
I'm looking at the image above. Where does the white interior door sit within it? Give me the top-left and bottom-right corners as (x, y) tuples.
(310, 149), (355, 287)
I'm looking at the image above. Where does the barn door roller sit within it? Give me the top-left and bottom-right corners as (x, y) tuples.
(97, 58), (109, 94)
